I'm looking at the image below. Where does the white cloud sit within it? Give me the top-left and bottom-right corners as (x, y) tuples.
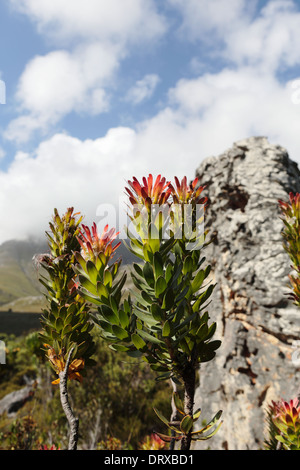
(168, 0), (255, 42)
(3, 64), (300, 244)
(124, 74), (160, 105)
(0, 128), (137, 243)
(224, 0), (300, 71)
(169, 0), (300, 72)
(4, 42), (120, 143)
(5, 0), (168, 143)
(9, 0), (167, 45)
(131, 65), (300, 184)
(3, 0), (300, 246)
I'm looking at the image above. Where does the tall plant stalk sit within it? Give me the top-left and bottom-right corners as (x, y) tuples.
(37, 208), (95, 450)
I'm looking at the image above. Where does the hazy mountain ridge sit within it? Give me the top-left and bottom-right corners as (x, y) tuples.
(0, 237), (137, 313)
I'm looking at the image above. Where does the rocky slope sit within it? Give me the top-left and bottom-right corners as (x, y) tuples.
(193, 136), (300, 450)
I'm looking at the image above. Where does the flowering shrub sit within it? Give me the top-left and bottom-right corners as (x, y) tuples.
(264, 193), (300, 450)
(139, 433), (166, 450)
(278, 192), (300, 306)
(40, 444), (60, 450)
(267, 398), (300, 450)
(38, 208), (95, 449)
(73, 174), (222, 450)
(39, 208), (95, 380)
(36, 175), (222, 450)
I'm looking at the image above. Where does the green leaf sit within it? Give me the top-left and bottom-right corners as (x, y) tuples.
(103, 269), (113, 287)
(192, 416), (223, 441)
(61, 324), (72, 337)
(195, 322), (209, 342)
(192, 410), (223, 436)
(78, 275), (98, 296)
(153, 408), (180, 432)
(141, 290), (153, 304)
(151, 303), (164, 322)
(133, 305), (159, 327)
(183, 256), (193, 275)
(78, 289), (103, 306)
(179, 337), (191, 355)
(154, 432), (182, 443)
(112, 325), (129, 340)
(275, 434), (288, 445)
(162, 320), (172, 337)
(143, 262), (155, 288)
(124, 298), (131, 314)
(206, 340), (222, 351)
(119, 309), (130, 329)
(143, 243), (153, 263)
(110, 295), (119, 315)
(193, 408), (202, 421)
(203, 322), (216, 342)
(132, 333), (147, 350)
(99, 305), (119, 325)
(55, 317), (64, 332)
(155, 276), (167, 297)
(97, 281), (109, 299)
(148, 223), (161, 253)
(150, 364), (170, 372)
(109, 344), (131, 352)
(138, 329), (164, 345)
(75, 252), (88, 273)
(175, 310), (198, 332)
(133, 263), (143, 277)
(153, 252), (164, 279)
(162, 289), (175, 310)
(192, 284), (215, 312)
(173, 393), (185, 416)
(111, 271), (127, 299)
(86, 260), (99, 284)
(180, 415), (193, 435)
(165, 263), (173, 284)
(191, 269), (206, 293)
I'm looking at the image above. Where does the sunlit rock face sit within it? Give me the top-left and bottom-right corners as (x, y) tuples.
(193, 136), (300, 450)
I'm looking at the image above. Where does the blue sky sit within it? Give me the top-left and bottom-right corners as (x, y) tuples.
(0, 0), (300, 243)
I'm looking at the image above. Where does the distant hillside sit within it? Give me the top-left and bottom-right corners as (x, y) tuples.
(0, 239), (46, 310)
(0, 237), (137, 313)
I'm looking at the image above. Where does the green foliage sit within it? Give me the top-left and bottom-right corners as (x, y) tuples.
(153, 393), (222, 443)
(38, 208), (95, 380)
(264, 404), (280, 450)
(75, 174), (222, 450)
(265, 194), (300, 451)
(279, 193), (300, 306)
(266, 398), (300, 450)
(0, 332), (171, 450)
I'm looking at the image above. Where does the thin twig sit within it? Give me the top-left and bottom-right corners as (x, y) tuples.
(59, 347), (79, 450)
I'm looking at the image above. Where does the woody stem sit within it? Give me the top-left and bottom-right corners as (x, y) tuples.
(59, 347), (79, 450)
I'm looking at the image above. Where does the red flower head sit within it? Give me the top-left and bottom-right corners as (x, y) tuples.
(125, 174), (173, 210)
(139, 433), (166, 450)
(279, 192), (300, 218)
(271, 397), (300, 430)
(169, 176), (207, 206)
(269, 397), (300, 449)
(78, 223), (121, 264)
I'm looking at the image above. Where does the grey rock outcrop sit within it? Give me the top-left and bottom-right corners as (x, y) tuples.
(193, 136), (300, 450)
